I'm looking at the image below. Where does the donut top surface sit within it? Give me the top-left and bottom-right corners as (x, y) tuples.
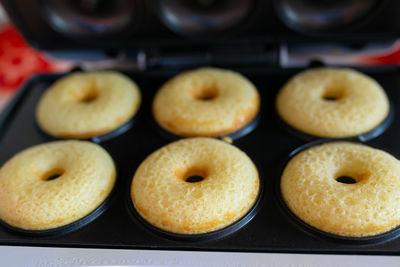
(36, 71), (141, 139)
(131, 137), (260, 235)
(152, 67), (260, 137)
(281, 141), (400, 237)
(0, 140), (116, 230)
(276, 68), (390, 138)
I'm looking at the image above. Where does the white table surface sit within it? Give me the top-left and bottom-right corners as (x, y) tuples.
(1, 246), (400, 267)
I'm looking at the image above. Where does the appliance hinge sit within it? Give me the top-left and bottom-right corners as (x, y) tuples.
(78, 45), (279, 71)
(145, 45), (278, 69)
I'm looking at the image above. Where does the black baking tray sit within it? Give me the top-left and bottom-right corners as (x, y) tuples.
(1, 68), (400, 254)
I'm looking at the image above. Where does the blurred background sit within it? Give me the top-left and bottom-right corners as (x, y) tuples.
(0, 0), (399, 112)
(0, 3), (72, 112)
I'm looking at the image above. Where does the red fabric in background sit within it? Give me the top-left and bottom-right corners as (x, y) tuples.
(363, 42), (400, 65)
(0, 23), (68, 92)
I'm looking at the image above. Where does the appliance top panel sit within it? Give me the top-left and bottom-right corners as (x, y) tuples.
(1, 0), (399, 50)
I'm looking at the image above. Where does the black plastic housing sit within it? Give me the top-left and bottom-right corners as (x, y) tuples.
(0, 0), (399, 51)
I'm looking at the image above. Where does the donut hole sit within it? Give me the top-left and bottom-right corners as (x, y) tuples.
(177, 167), (208, 183)
(193, 85), (219, 101)
(334, 164), (370, 184)
(322, 87), (345, 101)
(185, 175), (205, 183)
(72, 83), (99, 103)
(78, 89), (99, 103)
(80, 91), (99, 103)
(42, 168), (64, 181)
(336, 175), (357, 184)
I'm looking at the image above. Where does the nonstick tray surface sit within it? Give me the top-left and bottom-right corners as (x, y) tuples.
(1, 68), (400, 254)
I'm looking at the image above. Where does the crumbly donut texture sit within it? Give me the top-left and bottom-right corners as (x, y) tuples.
(276, 68), (389, 138)
(0, 141), (116, 230)
(281, 141), (400, 237)
(36, 71), (141, 139)
(131, 137), (260, 234)
(153, 67), (260, 137)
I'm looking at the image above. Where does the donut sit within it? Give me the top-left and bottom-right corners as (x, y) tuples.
(276, 68), (389, 138)
(36, 71), (141, 139)
(281, 141), (400, 237)
(131, 137), (260, 234)
(0, 140), (116, 230)
(152, 67), (260, 137)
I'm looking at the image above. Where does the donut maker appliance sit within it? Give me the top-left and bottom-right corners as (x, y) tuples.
(1, 0), (400, 257)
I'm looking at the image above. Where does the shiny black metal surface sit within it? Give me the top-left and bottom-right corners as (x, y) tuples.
(0, 68), (400, 254)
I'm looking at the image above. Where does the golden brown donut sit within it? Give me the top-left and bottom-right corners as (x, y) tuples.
(36, 71), (141, 139)
(131, 137), (260, 234)
(0, 140), (116, 230)
(153, 67), (260, 137)
(276, 68), (389, 138)
(281, 141), (400, 237)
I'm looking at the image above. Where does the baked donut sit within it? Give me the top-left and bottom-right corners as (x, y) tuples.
(131, 137), (260, 235)
(281, 141), (400, 237)
(153, 67), (260, 137)
(276, 68), (389, 138)
(36, 71), (141, 139)
(0, 140), (116, 231)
